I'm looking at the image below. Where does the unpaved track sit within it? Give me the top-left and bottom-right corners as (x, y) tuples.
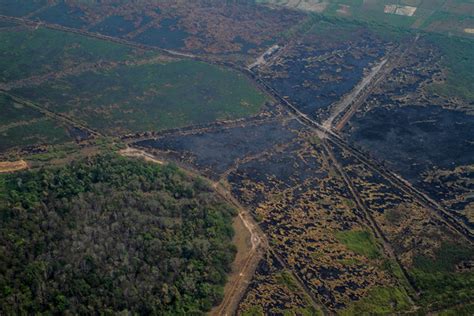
(119, 147), (164, 164)
(210, 182), (267, 316)
(322, 58), (388, 130)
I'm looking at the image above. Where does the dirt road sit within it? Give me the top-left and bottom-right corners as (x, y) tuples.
(322, 58), (387, 130)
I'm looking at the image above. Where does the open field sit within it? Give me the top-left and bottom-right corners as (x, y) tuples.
(0, 0), (48, 17)
(11, 60), (268, 136)
(0, 26), (143, 83)
(252, 16), (389, 124)
(0, 93), (74, 153)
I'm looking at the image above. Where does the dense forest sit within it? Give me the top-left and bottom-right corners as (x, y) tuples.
(0, 155), (236, 315)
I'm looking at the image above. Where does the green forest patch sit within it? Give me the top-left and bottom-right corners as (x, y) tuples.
(12, 60), (268, 135)
(0, 154), (237, 314)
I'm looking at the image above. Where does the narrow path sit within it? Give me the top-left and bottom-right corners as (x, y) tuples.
(322, 58), (388, 130)
(0, 160), (28, 173)
(210, 182), (267, 316)
(333, 34), (420, 132)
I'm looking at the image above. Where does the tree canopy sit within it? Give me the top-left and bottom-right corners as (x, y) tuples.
(0, 154), (236, 315)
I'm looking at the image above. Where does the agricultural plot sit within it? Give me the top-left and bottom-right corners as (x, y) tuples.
(253, 19), (388, 123)
(343, 38), (474, 227)
(11, 60), (268, 135)
(134, 117), (302, 180)
(30, 2), (88, 28)
(128, 1), (303, 55)
(0, 94), (74, 153)
(90, 15), (152, 37)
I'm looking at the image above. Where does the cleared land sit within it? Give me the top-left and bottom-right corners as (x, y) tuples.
(0, 160), (27, 173)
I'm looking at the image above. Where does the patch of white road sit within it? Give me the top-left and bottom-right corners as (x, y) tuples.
(322, 58), (387, 130)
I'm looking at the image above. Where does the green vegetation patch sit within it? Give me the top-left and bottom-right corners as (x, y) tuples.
(275, 271), (300, 292)
(410, 242), (474, 311)
(0, 154), (237, 314)
(426, 33), (474, 101)
(242, 305), (264, 316)
(335, 229), (380, 259)
(340, 286), (411, 315)
(13, 60), (268, 135)
(0, 27), (140, 82)
(0, 94), (72, 152)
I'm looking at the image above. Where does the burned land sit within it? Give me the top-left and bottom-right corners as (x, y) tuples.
(0, 0), (473, 315)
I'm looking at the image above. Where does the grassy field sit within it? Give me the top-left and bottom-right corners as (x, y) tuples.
(0, 94), (72, 152)
(426, 33), (474, 101)
(335, 229), (380, 259)
(340, 286), (411, 315)
(12, 60), (268, 135)
(0, 27), (142, 83)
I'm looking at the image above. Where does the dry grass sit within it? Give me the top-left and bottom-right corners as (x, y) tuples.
(0, 160), (28, 173)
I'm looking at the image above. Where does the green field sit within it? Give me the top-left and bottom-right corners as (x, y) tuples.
(12, 60), (268, 135)
(426, 34), (474, 100)
(0, 94), (72, 152)
(340, 286), (411, 315)
(0, 27), (142, 83)
(335, 229), (380, 259)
